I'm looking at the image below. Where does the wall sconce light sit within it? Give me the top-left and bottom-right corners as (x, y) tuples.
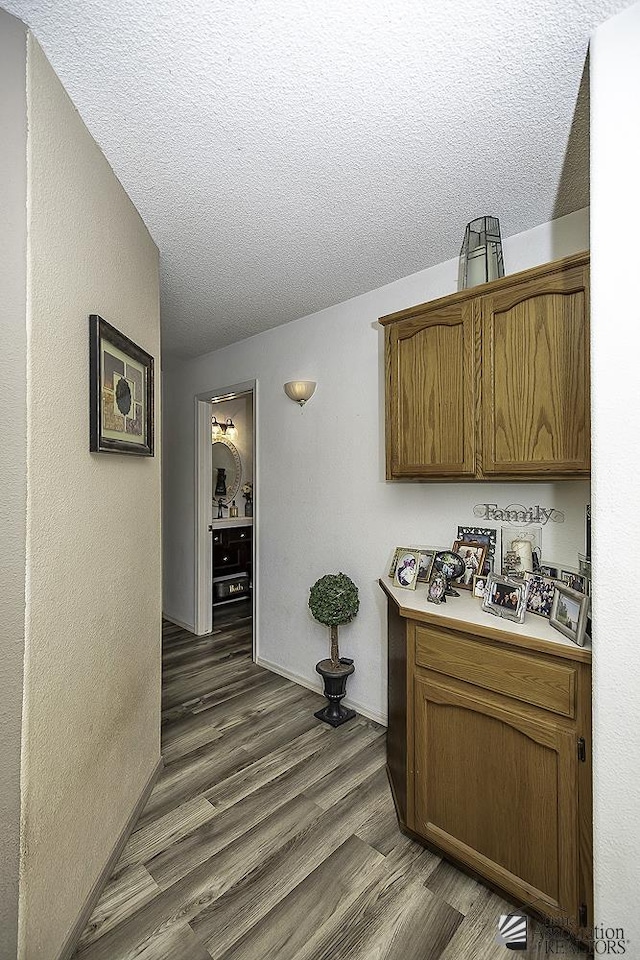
(212, 416), (237, 440)
(283, 381), (317, 406)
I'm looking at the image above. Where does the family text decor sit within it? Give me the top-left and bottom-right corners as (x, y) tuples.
(474, 503), (564, 526)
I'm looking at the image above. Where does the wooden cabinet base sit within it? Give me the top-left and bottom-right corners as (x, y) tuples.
(386, 765), (590, 949)
(382, 580), (592, 944)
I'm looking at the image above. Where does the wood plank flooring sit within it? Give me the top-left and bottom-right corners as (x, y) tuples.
(74, 604), (585, 959)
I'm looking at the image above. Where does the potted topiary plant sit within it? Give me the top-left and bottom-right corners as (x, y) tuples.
(308, 572), (359, 726)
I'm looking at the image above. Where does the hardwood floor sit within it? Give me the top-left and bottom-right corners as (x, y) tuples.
(74, 607), (584, 959)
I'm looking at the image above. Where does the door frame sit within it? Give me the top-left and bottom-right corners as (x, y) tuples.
(194, 379), (257, 656)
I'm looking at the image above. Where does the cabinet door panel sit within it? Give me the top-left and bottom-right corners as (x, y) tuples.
(386, 301), (477, 477)
(414, 674), (578, 921)
(481, 264), (590, 476)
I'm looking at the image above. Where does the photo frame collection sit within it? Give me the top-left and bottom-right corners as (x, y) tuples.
(386, 521), (592, 646)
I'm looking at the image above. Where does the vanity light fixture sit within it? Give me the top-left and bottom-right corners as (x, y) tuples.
(211, 416), (237, 440)
(284, 381), (317, 406)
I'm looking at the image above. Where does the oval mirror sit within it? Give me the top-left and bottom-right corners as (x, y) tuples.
(212, 437), (242, 506)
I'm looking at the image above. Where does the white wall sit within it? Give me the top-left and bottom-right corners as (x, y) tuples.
(0, 12), (27, 960)
(591, 1), (640, 943)
(19, 33), (161, 960)
(163, 208), (589, 723)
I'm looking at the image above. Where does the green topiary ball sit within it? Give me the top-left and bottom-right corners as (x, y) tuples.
(309, 573), (359, 627)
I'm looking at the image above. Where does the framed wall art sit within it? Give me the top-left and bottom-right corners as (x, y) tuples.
(89, 315), (154, 456)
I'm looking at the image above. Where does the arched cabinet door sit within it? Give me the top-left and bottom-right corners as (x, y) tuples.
(385, 299), (477, 478)
(413, 673), (579, 927)
(481, 262), (590, 477)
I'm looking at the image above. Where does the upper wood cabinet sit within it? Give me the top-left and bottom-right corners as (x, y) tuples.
(381, 252), (590, 480)
(384, 299), (477, 477)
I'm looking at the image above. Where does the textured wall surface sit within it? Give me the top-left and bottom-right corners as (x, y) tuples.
(591, 0), (640, 943)
(0, 12), (27, 960)
(0, 0), (623, 356)
(163, 209), (590, 723)
(19, 35), (161, 960)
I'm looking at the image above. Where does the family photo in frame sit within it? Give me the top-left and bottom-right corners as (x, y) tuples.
(482, 573), (528, 623)
(451, 540), (487, 589)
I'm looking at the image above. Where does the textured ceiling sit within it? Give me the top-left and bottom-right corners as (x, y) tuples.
(3, 0), (632, 357)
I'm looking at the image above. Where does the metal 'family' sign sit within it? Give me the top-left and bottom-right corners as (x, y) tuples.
(473, 503), (565, 525)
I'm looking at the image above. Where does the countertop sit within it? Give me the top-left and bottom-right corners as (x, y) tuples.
(379, 578), (592, 663)
(210, 517), (253, 530)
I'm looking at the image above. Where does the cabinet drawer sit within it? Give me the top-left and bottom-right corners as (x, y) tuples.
(414, 624), (576, 718)
(213, 545), (240, 570)
(227, 528), (251, 546)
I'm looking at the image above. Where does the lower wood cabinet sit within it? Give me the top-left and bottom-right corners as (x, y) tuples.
(212, 524), (252, 604)
(382, 583), (592, 941)
(413, 674), (578, 920)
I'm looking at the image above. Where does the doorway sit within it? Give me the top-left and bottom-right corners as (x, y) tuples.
(194, 380), (256, 660)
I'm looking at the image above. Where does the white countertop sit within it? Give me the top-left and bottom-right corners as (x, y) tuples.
(211, 516), (253, 529)
(380, 579), (591, 661)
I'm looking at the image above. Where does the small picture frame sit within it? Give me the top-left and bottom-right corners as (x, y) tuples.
(539, 564), (559, 579)
(89, 314), (154, 456)
(560, 570), (589, 595)
(388, 546), (413, 579)
(472, 575), (487, 600)
(482, 573), (528, 623)
(550, 584), (589, 646)
(427, 572), (447, 604)
(585, 503), (591, 561)
(413, 547), (437, 583)
(392, 549), (422, 590)
(451, 540), (488, 590)
(578, 555), (592, 580)
(523, 572), (557, 619)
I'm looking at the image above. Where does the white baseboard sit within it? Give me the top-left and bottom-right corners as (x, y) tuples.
(256, 656), (387, 727)
(162, 612), (196, 633)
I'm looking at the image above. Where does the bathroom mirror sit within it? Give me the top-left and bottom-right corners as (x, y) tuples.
(212, 437), (242, 506)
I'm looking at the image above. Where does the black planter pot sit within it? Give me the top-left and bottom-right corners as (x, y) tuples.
(314, 658), (356, 727)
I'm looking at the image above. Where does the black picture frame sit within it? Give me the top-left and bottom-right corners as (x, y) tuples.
(89, 315), (154, 456)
